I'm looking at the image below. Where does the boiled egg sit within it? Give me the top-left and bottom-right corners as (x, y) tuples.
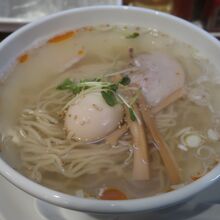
(64, 92), (123, 142)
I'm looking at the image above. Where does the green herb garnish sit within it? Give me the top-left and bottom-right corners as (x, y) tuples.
(119, 76), (131, 86)
(101, 90), (118, 106)
(57, 76), (138, 121)
(57, 79), (74, 90)
(57, 78), (119, 106)
(109, 84), (118, 92)
(57, 78), (101, 94)
(57, 79), (82, 94)
(129, 107), (136, 121)
(126, 32), (140, 39)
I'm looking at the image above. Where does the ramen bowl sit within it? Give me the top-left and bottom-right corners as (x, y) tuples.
(0, 6), (220, 214)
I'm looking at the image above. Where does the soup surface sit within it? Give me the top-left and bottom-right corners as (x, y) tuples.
(0, 25), (220, 200)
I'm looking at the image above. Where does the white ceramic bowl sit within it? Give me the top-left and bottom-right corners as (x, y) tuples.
(0, 6), (220, 214)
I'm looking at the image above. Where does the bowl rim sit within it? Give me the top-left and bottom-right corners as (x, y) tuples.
(0, 5), (220, 213)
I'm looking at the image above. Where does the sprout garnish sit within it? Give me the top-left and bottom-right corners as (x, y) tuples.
(57, 76), (139, 121)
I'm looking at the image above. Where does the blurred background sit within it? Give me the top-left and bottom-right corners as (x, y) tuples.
(124, 0), (220, 34)
(0, 0), (220, 39)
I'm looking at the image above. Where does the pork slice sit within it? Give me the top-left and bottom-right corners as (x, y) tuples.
(131, 52), (185, 106)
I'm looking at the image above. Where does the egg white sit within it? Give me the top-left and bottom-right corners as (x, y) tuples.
(64, 92), (123, 142)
